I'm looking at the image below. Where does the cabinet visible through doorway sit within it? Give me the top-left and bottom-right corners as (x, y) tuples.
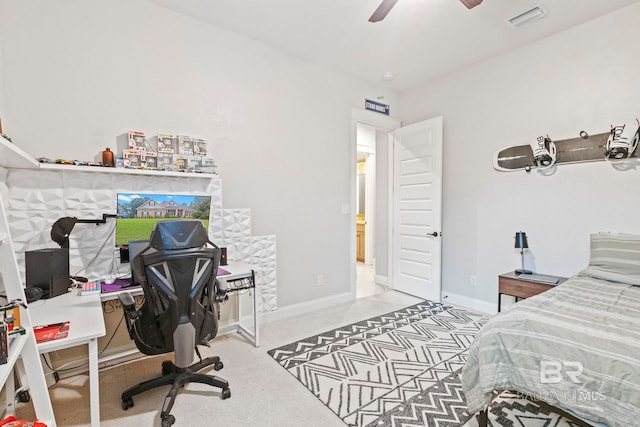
(356, 221), (365, 262)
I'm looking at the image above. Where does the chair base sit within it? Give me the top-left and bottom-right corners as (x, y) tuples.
(121, 355), (230, 426)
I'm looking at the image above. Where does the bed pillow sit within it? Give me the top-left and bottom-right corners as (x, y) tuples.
(579, 232), (640, 285)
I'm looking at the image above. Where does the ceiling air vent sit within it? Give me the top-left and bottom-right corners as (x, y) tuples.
(508, 5), (547, 27)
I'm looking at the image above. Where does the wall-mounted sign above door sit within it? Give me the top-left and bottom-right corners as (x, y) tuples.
(365, 99), (390, 115)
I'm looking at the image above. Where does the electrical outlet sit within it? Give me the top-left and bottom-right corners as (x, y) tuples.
(317, 275), (325, 286)
(470, 275), (477, 286)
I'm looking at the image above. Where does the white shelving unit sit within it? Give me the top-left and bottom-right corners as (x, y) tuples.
(0, 135), (218, 179)
(0, 190), (56, 425)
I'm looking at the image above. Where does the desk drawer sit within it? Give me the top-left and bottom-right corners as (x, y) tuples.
(499, 277), (555, 299)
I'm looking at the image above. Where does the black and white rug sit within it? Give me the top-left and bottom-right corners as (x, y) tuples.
(268, 301), (580, 427)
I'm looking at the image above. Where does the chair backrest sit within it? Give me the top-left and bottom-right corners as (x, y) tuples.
(130, 220), (221, 366)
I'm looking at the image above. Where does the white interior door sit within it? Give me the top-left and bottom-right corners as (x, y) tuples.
(391, 116), (443, 301)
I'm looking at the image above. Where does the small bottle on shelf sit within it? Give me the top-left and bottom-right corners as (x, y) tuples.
(102, 148), (115, 167)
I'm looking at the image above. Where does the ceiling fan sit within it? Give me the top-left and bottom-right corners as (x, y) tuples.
(369, 0), (484, 23)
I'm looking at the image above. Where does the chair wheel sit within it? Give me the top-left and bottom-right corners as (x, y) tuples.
(161, 414), (175, 426)
(221, 388), (231, 399)
(122, 397), (134, 410)
(214, 361), (224, 371)
(162, 360), (174, 375)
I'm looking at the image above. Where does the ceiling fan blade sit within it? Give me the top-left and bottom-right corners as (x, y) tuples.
(460, 0), (483, 9)
(369, 0), (399, 23)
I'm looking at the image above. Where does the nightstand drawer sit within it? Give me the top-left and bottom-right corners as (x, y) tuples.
(499, 277), (555, 298)
(497, 271), (567, 312)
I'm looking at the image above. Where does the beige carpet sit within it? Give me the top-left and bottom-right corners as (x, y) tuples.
(17, 353), (169, 425)
(16, 289), (423, 427)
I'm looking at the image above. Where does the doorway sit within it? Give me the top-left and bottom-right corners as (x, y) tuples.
(356, 125), (380, 298)
(351, 109), (400, 299)
(353, 118), (398, 298)
(350, 109), (443, 303)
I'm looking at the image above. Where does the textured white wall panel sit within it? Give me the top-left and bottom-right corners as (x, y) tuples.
(249, 235), (277, 311)
(216, 231), (278, 311)
(0, 168), (277, 311)
(221, 209), (252, 239)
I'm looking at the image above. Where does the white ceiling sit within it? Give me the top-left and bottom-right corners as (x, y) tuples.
(146, 0), (640, 92)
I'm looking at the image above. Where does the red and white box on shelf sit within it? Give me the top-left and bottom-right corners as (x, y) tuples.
(123, 150), (143, 168)
(127, 130), (147, 153)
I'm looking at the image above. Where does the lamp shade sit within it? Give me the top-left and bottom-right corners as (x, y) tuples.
(514, 231), (528, 249)
(51, 216), (79, 248)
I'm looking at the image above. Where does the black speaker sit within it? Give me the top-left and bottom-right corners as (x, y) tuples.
(25, 248), (70, 301)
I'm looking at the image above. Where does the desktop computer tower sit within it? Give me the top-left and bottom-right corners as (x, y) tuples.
(25, 248), (69, 301)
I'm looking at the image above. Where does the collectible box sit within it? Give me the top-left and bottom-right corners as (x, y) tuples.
(178, 135), (195, 155)
(157, 152), (174, 170)
(157, 133), (177, 153)
(201, 157), (218, 174)
(173, 154), (188, 172)
(128, 131), (146, 153)
(143, 151), (157, 169)
(123, 150), (142, 168)
(187, 156), (203, 171)
(194, 138), (207, 156)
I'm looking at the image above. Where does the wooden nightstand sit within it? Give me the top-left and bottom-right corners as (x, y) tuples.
(498, 271), (568, 312)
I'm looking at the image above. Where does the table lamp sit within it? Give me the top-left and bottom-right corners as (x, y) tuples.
(514, 231), (532, 274)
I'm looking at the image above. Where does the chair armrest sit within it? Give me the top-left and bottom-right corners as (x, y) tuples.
(118, 292), (139, 319)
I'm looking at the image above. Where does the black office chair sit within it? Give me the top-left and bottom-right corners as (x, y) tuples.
(118, 220), (230, 427)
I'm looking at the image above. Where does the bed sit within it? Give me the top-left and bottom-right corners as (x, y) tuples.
(461, 233), (640, 427)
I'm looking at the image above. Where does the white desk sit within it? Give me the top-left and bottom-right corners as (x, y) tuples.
(30, 292), (106, 427)
(100, 262), (259, 347)
(217, 262), (259, 347)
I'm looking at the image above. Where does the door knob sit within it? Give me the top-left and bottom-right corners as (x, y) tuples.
(428, 232), (440, 237)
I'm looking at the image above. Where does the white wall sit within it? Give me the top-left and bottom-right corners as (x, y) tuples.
(0, 0), (398, 309)
(399, 3), (640, 312)
(0, 41), (4, 125)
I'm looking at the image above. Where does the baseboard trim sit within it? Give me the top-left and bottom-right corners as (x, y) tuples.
(58, 292), (357, 375)
(374, 274), (388, 286)
(442, 291), (496, 315)
(259, 291), (355, 324)
(217, 317), (255, 335)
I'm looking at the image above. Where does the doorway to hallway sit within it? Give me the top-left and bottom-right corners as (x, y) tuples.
(351, 108), (400, 300)
(350, 109), (443, 303)
(356, 262), (385, 298)
(355, 121), (390, 300)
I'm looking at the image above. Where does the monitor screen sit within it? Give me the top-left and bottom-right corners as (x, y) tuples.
(116, 193), (212, 246)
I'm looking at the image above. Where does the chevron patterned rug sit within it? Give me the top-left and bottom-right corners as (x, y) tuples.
(268, 301), (580, 427)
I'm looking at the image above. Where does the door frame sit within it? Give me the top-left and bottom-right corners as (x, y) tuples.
(350, 108), (401, 298)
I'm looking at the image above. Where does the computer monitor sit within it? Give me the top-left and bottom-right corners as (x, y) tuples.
(115, 193), (211, 246)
